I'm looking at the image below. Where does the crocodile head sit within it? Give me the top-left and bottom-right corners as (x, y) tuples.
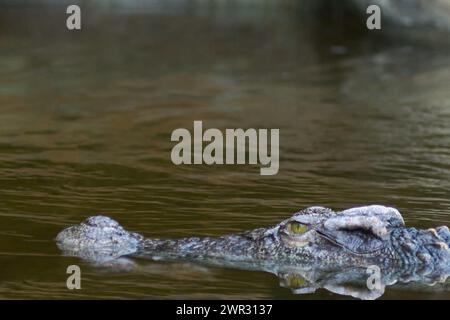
(277, 205), (404, 255)
(274, 205), (449, 272)
(56, 215), (143, 263)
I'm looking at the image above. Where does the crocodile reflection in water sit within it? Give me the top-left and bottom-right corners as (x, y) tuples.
(56, 205), (450, 299)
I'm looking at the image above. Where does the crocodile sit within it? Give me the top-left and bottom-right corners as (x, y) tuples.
(56, 205), (450, 299)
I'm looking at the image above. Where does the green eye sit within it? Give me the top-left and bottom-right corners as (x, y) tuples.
(289, 222), (308, 234)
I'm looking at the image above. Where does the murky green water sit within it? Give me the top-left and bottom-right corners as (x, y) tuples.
(0, 2), (449, 299)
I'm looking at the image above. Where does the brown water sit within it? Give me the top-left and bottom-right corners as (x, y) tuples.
(0, 2), (449, 299)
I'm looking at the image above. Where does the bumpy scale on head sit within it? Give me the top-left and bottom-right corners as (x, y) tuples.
(56, 215), (143, 262)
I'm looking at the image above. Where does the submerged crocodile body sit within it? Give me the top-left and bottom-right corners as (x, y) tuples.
(56, 205), (450, 299)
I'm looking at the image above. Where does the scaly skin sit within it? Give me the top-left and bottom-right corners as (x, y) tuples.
(56, 205), (450, 299)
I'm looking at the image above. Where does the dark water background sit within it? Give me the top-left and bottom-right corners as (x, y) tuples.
(0, 1), (449, 299)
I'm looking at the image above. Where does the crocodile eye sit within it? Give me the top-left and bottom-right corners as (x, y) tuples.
(289, 222), (308, 234)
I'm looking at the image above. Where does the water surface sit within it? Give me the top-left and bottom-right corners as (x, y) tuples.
(0, 2), (449, 299)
